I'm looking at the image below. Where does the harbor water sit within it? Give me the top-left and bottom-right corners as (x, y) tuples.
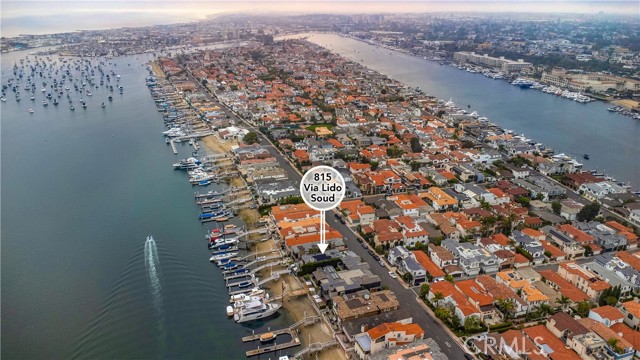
(0, 50), (290, 359)
(297, 33), (640, 189)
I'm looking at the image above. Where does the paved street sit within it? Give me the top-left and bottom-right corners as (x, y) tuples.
(184, 68), (470, 359)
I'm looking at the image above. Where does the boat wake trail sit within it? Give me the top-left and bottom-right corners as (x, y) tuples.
(145, 235), (163, 316)
(145, 235), (166, 354)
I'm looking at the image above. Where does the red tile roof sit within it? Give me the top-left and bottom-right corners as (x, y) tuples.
(412, 251), (445, 278)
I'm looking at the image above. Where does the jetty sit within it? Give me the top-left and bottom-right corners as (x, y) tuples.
(256, 269), (291, 286)
(292, 340), (338, 359)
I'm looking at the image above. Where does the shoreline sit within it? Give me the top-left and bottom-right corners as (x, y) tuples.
(291, 32), (638, 190)
(200, 132), (345, 360)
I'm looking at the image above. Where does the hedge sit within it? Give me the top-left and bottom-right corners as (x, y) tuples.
(297, 258), (342, 276)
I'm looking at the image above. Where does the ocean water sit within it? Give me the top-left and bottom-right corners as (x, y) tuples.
(0, 50), (291, 359)
(299, 33), (640, 189)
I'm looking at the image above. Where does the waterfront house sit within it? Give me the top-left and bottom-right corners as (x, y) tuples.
(332, 290), (400, 325)
(353, 322), (424, 360)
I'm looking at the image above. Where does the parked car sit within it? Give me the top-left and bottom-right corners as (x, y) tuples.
(361, 242), (368, 248)
(379, 260), (385, 267)
(388, 271), (397, 279)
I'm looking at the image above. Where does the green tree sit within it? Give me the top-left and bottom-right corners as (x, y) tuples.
(536, 303), (553, 318)
(420, 283), (430, 299)
(497, 298), (516, 320)
(605, 296), (618, 306)
(386, 146), (404, 158)
(403, 272), (414, 283)
(552, 201), (562, 215)
(410, 137), (423, 153)
(607, 338), (624, 354)
(375, 245), (385, 255)
(557, 295), (571, 311)
(445, 274), (455, 283)
(464, 315), (484, 333)
(450, 314), (461, 329)
(432, 292), (445, 306)
(435, 306), (451, 322)
(242, 131), (259, 144)
(577, 203), (600, 222)
(576, 300), (593, 317)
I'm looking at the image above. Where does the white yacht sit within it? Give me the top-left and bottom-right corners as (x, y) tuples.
(230, 288), (266, 303)
(233, 300), (281, 323)
(209, 252), (238, 262)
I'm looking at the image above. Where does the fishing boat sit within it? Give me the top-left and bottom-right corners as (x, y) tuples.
(70, 105), (75, 111)
(101, 102), (105, 108)
(28, 108), (34, 114)
(42, 99), (48, 106)
(260, 333), (276, 342)
(237, 281), (253, 288)
(583, 154), (590, 160)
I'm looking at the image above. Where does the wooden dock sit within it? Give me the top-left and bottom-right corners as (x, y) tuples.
(243, 328), (301, 357)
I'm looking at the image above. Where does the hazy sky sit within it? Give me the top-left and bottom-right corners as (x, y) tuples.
(2, 1), (638, 37)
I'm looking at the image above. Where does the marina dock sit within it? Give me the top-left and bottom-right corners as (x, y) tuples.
(242, 315), (322, 357)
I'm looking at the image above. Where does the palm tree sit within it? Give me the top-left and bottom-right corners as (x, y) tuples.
(536, 303), (553, 318)
(433, 292), (445, 306)
(557, 295), (571, 312)
(497, 298), (516, 321)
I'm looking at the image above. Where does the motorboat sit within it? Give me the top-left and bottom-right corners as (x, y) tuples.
(229, 288), (265, 303)
(260, 333), (276, 342)
(233, 300), (281, 323)
(173, 157), (201, 170)
(209, 252), (238, 262)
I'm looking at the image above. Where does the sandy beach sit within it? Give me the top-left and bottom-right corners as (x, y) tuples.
(202, 133), (345, 360)
(612, 99), (640, 110)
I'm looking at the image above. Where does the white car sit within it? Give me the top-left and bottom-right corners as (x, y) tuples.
(388, 271), (397, 279)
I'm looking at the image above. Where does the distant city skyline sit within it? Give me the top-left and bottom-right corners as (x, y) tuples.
(2, 1), (638, 38)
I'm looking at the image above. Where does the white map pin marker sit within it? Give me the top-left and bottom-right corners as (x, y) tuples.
(300, 166), (346, 254)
